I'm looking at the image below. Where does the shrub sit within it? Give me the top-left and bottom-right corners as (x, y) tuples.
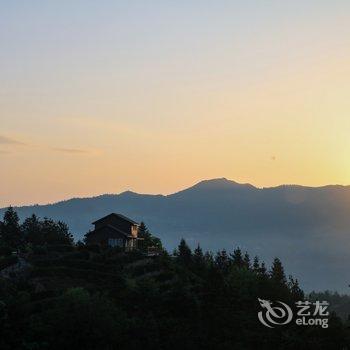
(32, 245), (47, 255)
(0, 255), (18, 270)
(0, 244), (12, 257)
(47, 244), (74, 253)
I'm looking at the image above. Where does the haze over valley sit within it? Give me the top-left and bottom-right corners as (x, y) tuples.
(3, 177), (350, 292)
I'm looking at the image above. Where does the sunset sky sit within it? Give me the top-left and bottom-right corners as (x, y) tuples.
(1, 1), (350, 207)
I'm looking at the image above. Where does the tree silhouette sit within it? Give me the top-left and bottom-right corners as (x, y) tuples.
(231, 247), (244, 268)
(193, 244), (204, 268)
(243, 252), (250, 269)
(0, 207), (22, 249)
(22, 214), (42, 245)
(215, 249), (230, 271)
(270, 257), (287, 285)
(138, 221), (162, 251)
(252, 256), (260, 272)
(177, 238), (192, 265)
(0, 211), (348, 349)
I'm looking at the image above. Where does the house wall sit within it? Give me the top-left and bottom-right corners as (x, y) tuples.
(87, 226), (126, 246)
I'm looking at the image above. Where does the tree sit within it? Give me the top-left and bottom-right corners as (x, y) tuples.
(215, 249), (230, 272)
(259, 261), (267, 276)
(41, 218), (73, 245)
(0, 207), (22, 250)
(204, 251), (214, 266)
(270, 257), (287, 285)
(21, 214), (42, 245)
(138, 222), (162, 252)
(231, 247), (244, 268)
(193, 244), (204, 268)
(252, 256), (260, 272)
(25, 288), (129, 349)
(243, 252), (250, 269)
(21, 215), (73, 246)
(177, 238), (192, 265)
(288, 276), (304, 300)
(138, 222), (148, 237)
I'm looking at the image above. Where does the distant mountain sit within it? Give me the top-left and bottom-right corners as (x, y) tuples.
(2, 178), (350, 292)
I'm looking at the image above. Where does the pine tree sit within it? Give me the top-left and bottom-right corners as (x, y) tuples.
(204, 251), (214, 266)
(177, 238), (192, 265)
(231, 247), (244, 268)
(22, 214), (42, 245)
(243, 252), (250, 269)
(41, 218), (73, 245)
(0, 207), (22, 249)
(252, 256), (260, 272)
(193, 244), (204, 265)
(270, 257), (287, 285)
(138, 222), (162, 252)
(215, 249), (230, 271)
(138, 222), (149, 238)
(288, 276), (304, 300)
(259, 262), (267, 276)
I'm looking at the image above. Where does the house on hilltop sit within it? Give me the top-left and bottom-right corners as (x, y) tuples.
(85, 213), (141, 250)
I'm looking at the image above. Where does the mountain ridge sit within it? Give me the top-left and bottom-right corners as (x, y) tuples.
(4, 177), (350, 209)
(2, 177), (350, 291)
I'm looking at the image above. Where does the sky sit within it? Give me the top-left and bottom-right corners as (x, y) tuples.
(1, 0), (350, 207)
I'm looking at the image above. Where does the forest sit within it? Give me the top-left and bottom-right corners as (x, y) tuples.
(0, 207), (349, 349)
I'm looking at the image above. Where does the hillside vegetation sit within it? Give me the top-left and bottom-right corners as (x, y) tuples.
(0, 208), (348, 349)
(4, 178), (350, 291)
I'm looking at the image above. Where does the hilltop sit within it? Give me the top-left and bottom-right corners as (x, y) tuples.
(2, 178), (350, 291)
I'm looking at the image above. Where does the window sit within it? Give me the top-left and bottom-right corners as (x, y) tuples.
(108, 238), (124, 247)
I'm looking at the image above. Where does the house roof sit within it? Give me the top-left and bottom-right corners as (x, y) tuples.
(91, 224), (131, 238)
(92, 213), (139, 226)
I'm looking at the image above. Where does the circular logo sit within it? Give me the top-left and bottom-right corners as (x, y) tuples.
(258, 298), (293, 328)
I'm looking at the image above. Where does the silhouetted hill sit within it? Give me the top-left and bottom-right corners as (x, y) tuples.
(2, 178), (350, 291)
